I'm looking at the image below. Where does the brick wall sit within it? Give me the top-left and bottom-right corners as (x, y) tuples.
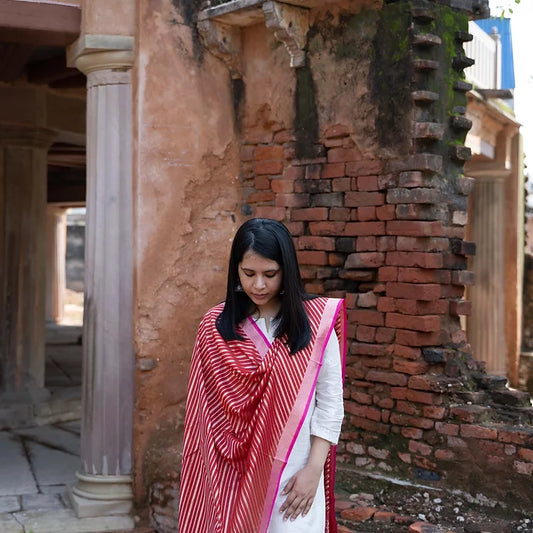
(236, 0), (533, 511)
(146, 0), (533, 529)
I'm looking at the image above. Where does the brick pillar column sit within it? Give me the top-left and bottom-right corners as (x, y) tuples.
(46, 205), (68, 323)
(0, 123), (56, 403)
(467, 175), (506, 375)
(67, 37), (135, 523)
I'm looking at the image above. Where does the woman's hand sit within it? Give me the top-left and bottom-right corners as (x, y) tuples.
(279, 463), (322, 521)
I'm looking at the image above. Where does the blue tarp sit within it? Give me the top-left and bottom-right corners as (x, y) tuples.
(474, 18), (516, 89)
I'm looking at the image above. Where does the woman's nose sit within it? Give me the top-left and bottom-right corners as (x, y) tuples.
(254, 276), (266, 289)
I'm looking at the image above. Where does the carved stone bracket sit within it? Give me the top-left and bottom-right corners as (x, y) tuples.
(197, 19), (243, 79)
(262, 1), (309, 68)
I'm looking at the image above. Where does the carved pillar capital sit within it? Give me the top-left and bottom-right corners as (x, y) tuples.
(67, 34), (134, 77)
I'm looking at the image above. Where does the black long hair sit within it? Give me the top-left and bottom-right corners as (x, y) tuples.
(216, 218), (312, 354)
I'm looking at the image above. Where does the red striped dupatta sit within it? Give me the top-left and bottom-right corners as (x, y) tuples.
(178, 297), (346, 533)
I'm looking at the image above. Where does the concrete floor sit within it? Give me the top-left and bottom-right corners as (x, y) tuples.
(0, 324), (134, 533)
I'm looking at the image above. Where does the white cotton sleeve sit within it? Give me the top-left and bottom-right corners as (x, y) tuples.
(310, 331), (344, 445)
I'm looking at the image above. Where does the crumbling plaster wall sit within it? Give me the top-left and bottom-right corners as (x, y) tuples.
(132, 0), (243, 506)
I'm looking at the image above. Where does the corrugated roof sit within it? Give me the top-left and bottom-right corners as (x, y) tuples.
(475, 17), (515, 89)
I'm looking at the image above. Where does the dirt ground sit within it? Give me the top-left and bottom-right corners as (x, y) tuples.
(335, 467), (533, 532)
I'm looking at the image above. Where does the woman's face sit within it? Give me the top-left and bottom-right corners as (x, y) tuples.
(238, 249), (283, 316)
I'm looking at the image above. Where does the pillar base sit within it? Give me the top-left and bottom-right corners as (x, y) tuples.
(68, 472), (133, 518)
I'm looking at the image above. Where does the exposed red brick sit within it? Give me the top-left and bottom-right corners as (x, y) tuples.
(460, 424), (498, 440)
(395, 299), (448, 315)
(386, 313), (440, 332)
(356, 236), (377, 251)
(386, 283), (440, 301)
(406, 389), (438, 405)
(271, 179), (294, 193)
(409, 440), (433, 456)
(396, 400), (421, 416)
(345, 192), (385, 207)
(423, 406), (446, 419)
(396, 237), (449, 253)
(291, 207), (328, 221)
(332, 178), (351, 192)
(254, 206), (286, 220)
(435, 448), (455, 461)
(394, 344), (422, 360)
(387, 220), (444, 237)
(345, 222), (386, 235)
(340, 507), (377, 522)
(408, 374), (450, 392)
(398, 171), (424, 187)
(298, 236), (336, 251)
(275, 193), (309, 207)
(309, 221), (346, 235)
(402, 427), (424, 439)
(296, 250), (328, 266)
(356, 325), (376, 343)
(377, 297), (396, 312)
(357, 206), (377, 221)
(390, 387), (408, 400)
(358, 291), (378, 308)
(247, 191), (275, 203)
(386, 252), (444, 269)
(329, 207), (351, 221)
(498, 429), (533, 446)
(358, 175), (379, 191)
(377, 236), (396, 251)
(346, 160), (383, 175)
(350, 342), (388, 357)
(398, 267), (451, 284)
(393, 359), (429, 375)
(412, 456), (438, 470)
(451, 270), (475, 286)
(328, 147), (362, 163)
(409, 521), (443, 533)
(345, 252), (384, 269)
(255, 160), (283, 175)
(435, 422), (459, 436)
(254, 145), (284, 160)
(373, 205), (395, 222)
(321, 162), (345, 179)
(398, 452), (412, 464)
(351, 391), (373, 404)
(517, 447), (533, 462)
(349, 415), (390, 435)
(254, 175), (271, 190)
(349, 310), (384, 326)
(366, 370), (408, 386)
(376, 327), (395, 343)
(374, 511), (395, 522)
(449, 299), (472, 316)
(283, 166), (305, 180)
(389, 413), (434, 429)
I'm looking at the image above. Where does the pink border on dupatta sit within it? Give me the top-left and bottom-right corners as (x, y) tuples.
(242, 317), (272, 360)
(259, 298), (344, 533)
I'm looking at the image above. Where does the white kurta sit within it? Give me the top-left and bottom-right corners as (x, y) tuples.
(253, 318), (344, 533)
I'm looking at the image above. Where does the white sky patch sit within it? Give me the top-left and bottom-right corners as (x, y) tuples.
(489, 0), (533, 185)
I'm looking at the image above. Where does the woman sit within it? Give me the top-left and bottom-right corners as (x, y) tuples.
(179, 218), (345, 533)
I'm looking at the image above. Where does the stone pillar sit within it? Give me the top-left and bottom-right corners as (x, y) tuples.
(467, 175), (506, 375)
(0, 124), (56, 402)
(46, 206), (67, 323)
(67, 37), (135, 521)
